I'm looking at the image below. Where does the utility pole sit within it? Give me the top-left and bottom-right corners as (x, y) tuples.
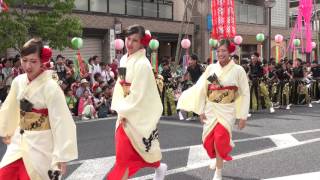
(174, 0), (194, 70)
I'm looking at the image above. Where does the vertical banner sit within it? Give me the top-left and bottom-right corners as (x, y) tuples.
(211, 0), (236, 39)
(109, 29), (115, 61)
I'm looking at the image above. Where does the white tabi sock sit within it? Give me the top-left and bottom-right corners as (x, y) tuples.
(153, 163), (167, 180)
(213, 168), (222, 180)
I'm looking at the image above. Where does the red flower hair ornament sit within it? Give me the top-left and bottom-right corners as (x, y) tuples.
(41, 46), (52, 64)
(140, 30), (152, 47)
(228, 42), (236, 54)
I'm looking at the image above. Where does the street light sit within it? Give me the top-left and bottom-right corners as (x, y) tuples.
(264, 0), (276, 64)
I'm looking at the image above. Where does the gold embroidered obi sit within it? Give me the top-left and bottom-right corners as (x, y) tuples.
(20, 109), (51, 131)
(120, 80), (131, 97)
(207, 84), (238, 104)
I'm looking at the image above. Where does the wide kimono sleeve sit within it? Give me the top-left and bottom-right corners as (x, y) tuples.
(235, 67), (250, 119)
(0, 78), (20, 137)
(45, 80), (78, 167)
(111, 60), (163, 119)
(177, 65), (210, 115)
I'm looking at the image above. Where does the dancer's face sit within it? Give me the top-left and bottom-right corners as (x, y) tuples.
(21, 52), (43, 80)
(217, 45), (230, 65)
(125, 33), (143, 55)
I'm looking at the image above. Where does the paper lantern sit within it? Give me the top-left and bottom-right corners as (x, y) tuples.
(275, 34), (284, 43)
(256, 33), (265, 42)
(311, 41), (316, 49)
(71, 37), (83, 50)
(181, 38), (191, 49)
(114, 39), (124, 50)
(149, 39), (159, 50)
(293, 39), (301, 47)
(209, 38), (219, 48)
(234, 35), (243, 45)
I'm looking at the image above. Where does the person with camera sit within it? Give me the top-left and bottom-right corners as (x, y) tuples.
(0, 38), (78, 180)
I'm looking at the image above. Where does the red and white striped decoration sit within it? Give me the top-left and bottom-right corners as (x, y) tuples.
(211, 0), (236, 39)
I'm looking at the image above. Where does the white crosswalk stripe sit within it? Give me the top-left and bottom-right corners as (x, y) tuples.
(65, 129), (320, 180)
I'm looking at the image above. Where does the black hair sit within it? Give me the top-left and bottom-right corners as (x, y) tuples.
(56, 54), (64, 61)
(190, 54), (198, 61)
(252, 52), (260, 58)
(92, 55), (98, 61)
(21, 38), (44, 58)
(232, 55), (239, 60)
(94, 72), (101, 81)
(125, 24), (145, 38)
(218, 39), (232, 48)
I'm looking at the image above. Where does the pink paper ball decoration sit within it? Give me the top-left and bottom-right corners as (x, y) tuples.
(181, 38), (191, 49)
(311, 41), (317, 49)
(115, 39), (124, 50)
(275, 34), (284, 43)
(233, 35), (243, 45)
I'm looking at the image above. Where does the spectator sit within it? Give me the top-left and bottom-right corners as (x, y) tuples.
(109, 58), (118, 79)
(1, 58), (13, 87)
(187, 54), (204, 84)
(76, 78), (91, 98)
(78, 90), (96, 120)
(65, 88), (77, 116)
(12, 56), (23, 78)
(91, 55), (101, 82)
(55, 54), (67, 80)
(93, 89), (109, 118)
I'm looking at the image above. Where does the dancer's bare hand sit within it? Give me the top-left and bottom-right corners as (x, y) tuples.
(120, 117), (127, 126)
(2, 136), (11, 145)
(238, 119), (246, 130)
(199, 114), (207, 124)
(58, 162), (67, 175)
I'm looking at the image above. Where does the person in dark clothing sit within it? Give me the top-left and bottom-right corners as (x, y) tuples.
(249, 52), (274, 113)
(187, 54), (204, 84)
(311, 61), (320, 102)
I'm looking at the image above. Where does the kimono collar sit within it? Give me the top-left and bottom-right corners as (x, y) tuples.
(218, 59), (235, 70)
(27, 70), (53, 84)
(127, 49), (146, 61)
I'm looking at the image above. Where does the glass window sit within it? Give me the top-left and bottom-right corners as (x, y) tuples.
(235, 2), (241, 23)
(239, 4), (248, 23)
(127, 0), (142, 16)
(257, 6), (265, 24)
(248, 5), (257, 24)
(109, 0), (125, 14)
(90, 0), (107, 12)
(74, 0), (88, 11)
(159, 4), (172, 19)
(143, 2), (157, 17)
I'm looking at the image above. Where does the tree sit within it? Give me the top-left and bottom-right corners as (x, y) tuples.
(0, 0), (82, 53)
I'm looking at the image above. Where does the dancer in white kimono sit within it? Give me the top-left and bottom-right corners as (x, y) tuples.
(0, 38), (78, 180)
(107, 25), (167, 180)
(178, 39), (250, 180)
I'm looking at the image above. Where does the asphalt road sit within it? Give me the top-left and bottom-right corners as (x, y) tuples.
(1, 103), (320, 180)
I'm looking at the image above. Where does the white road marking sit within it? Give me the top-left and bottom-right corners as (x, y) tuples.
(66, 128), (320, 180)
(66, 156), (115, 180)
(269, 134), (299, 148)
(130, 137), (320, 180)
(263, 171), (320, 180)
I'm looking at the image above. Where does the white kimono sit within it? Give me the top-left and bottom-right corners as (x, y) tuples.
(0, 70), (78, 180)
(111, 49), (163, 163)
(177, 60), (250, 144)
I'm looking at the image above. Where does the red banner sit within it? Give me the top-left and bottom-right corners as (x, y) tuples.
(211, 0), (236, 39)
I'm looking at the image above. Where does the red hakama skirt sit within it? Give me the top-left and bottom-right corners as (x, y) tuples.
(107, 124), (160, 180)
(0, 159), (30, 180)
(203, 123), (233, 161)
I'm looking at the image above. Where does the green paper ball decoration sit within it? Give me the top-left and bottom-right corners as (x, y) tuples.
(209, 38), (218, 48)
(71, 37), (83, 50)
(293, 39), (301, 47)
(256, 33), (265, 42)
(149, 39), (159, 50)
